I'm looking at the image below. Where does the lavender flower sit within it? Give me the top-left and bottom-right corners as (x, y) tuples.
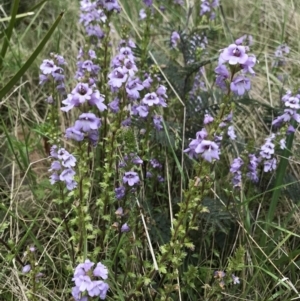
(74, 113), (101, 132)
(22, 264), (31, 273)
(171, 31), (180, 48)
(195, 140), (220, 162)
(49, 147), (77, 190)
(232, 274), (240, 284)
(123, 171), (140, 186)
(230, 157), (244, 187)
(219, 44), (248, 65)
(121, 223), (130, 232)
(230, 75), (251, 96)
(246, 154), (259, 183)
(72, 259), (109, 300)
(115, 186), (126, 199)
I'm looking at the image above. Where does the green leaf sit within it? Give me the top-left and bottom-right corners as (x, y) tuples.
(0, 0), (20, 69)
(0, 11), (64, 100)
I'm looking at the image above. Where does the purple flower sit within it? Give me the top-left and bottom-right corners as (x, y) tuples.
(121, 223), (130, 233)
(264, 158), (277, 172)
(87, 90), (106, 111)
(285, 96), (300, 109)
(72, 259), (109, 300)
(59, 168), (76, 183)
(246, 154), (259, 183)
(121, 117), (131, 127)
(143, 0), (153, 6)
(227, 125), (236, 140)
(22, 264), (31, 273)
(219, 44), (248, 65)
(153, 115), (163, 130)
(142, 92), (160, 106)
(135, 105), (149, 118)
(50, 173), (59, 184)
(75, 113), (101, 132)
(40, 59), (56, 74)
(150, 159), (162, 169)
(61, 153), (77, 168)
(139, 8), (147, 19)
(108, 98), (120, 113)
(214, 270), (225, 279)
(171, 31), (180, 48)
(93, 262), (108, 279)
(123, 171), (140, 186)
(108, 67), (128, 89)
(115, 186), (125, 199)
(195, 140), (220, 162)
(215, 64), (230, 90)
(230, 157), (244, 187)
(65, 127), (85, 141)
(230, 157), (244, 173)
(232, 274), (240, 284)
(101, 0), (121, 12)
(241, 54), (256, 75)
(260, 136), (275, 159)
(126, 78), (144, 99)
(49, 161), (61, 172)
(230, 75), (251, 96)
(204, 113), (214, 124)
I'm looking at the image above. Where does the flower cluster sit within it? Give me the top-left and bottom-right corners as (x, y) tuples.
(214, 270), (240, 289)
(49, 145), (77, 190)
(215, 36), (256, 96)
(170, 31), (180, 48)
(272, 43), (289, 68)
(272, 90), (300, 131)
(200, 0), (219, 20)
(230, 157), (244, 188)
(39, 53), (66, 96)
(259, 134), (277, 173)
(108, 40), (137, 92)
(114, 207), (130, 233)
(79, 0), (120, 41)
(184, 128), (220, 162)
(230, 153), (260, 188)
(61, 47), (106, 146)
(72, 259), (109, 300)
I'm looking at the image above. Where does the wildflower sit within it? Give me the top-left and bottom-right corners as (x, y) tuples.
(214, 270), (225, 279)
(22, 264), (31, 273)
(93, 262), (108, 279)
(153, 115), (163, 130)
(195, 140), (220, 162)
(230, 75), (251, 96)
(219, 44), (248, 65)
(121, 223), (130, 232)
(142, 92), (160, 106)
(230, 157), (244, 187)
(115, 186), (126, 199)
(171, 31), (180, 48)
(227, 125), (236, 140)
(108, 98), (120, 113)
(72, 259), (109, 300)
(115, 207), (124, 216)
(65, 127), (85, 142)
(204, 113), (214, 125)
(123, 171), (140, 186)
(74, 113), (101, 132)
(246, 154), (259, 182)
(232, 274), (240, 284)
(108, 67), (128, 89)
(150, 159), (162, 169)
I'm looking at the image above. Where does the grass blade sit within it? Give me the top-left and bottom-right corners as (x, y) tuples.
(0, 11), (64, 100)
